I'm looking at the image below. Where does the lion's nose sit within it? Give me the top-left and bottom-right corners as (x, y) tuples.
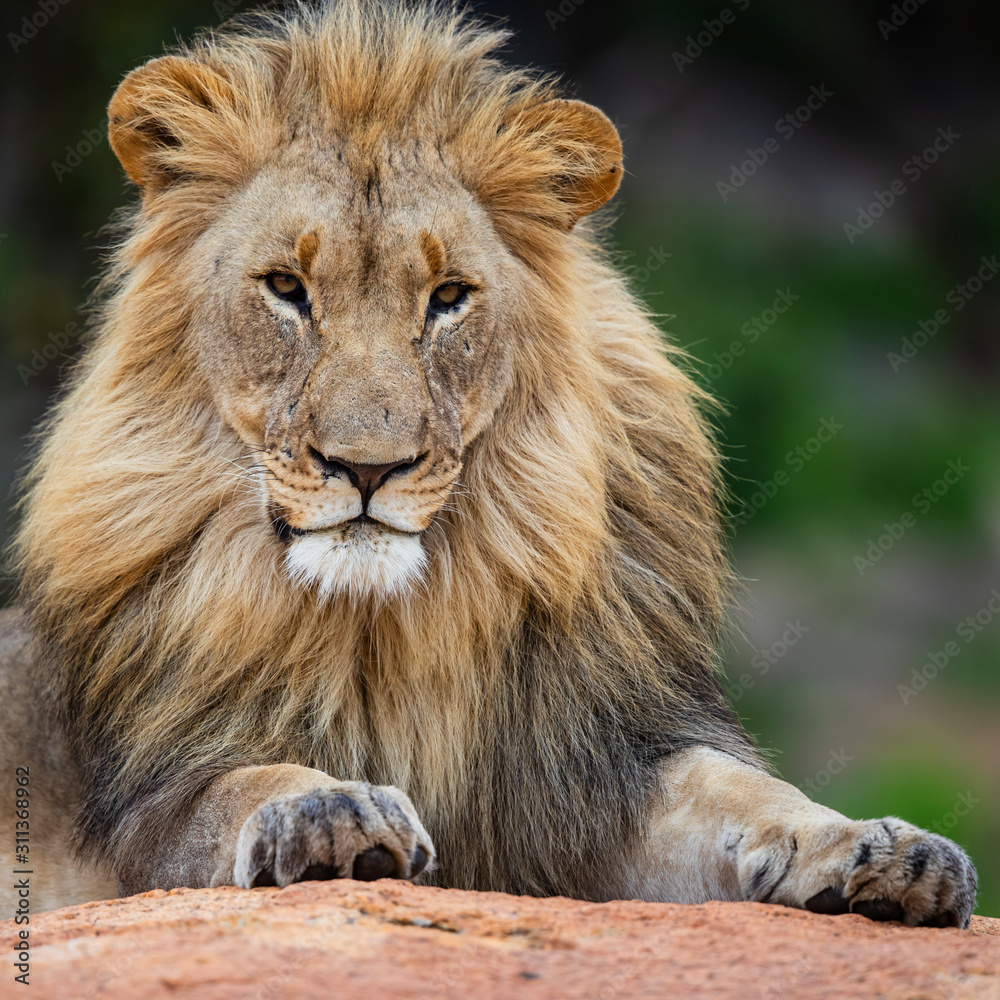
(309, 449), (421, 508)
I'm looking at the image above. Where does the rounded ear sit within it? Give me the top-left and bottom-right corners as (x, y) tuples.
(507, 98), (623, 230)
(107, 55), (235, 192)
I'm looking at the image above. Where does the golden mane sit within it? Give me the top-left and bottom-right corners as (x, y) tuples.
(14, 0), (755, 900)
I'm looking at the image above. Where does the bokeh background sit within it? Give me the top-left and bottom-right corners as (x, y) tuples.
(1, 1), (997, 913)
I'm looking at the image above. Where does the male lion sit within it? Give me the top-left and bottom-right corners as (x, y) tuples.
(1, 0), (977, 927)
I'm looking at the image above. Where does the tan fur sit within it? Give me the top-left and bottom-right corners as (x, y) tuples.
(3, 0), (976, 926)
(0, 611), (116, 914)
(639, 749), (976, 927)
(296, 230), (320, 274)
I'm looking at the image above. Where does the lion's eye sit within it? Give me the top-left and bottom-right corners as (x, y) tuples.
(429, 283), (468, 312)
(265, 272), (307, 303)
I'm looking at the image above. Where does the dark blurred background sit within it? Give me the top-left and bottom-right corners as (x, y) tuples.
(1, 1), (997, 913)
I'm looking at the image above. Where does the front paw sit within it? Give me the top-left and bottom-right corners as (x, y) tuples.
(233, 780), (435, 889)
(803, 818), (977, 928)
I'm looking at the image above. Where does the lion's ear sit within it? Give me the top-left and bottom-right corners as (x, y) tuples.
(108, 55), (237, 192)
(504, 98), (623, 230)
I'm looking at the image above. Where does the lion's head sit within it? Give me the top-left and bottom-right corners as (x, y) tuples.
(100, 17), (622, 601)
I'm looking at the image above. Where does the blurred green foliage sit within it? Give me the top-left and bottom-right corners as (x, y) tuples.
(619, 196), (1000, 914)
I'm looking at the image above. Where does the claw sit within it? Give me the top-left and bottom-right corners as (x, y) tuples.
(300, 862), (340, 882)
(250, 868), (277, 888)
(352, 844), (396, 881)
(410, 845), (430, 878)
(852, 897), (905, 922)
(805, 886), (850, 915)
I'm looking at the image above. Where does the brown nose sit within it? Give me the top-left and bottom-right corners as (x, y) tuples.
(310, 449), (420, 508)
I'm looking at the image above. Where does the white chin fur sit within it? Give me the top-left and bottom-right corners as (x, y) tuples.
(284, 525), (426, 602)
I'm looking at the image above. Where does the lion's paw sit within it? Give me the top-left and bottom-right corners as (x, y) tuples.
(233, 781), (435, 889)
(801, 817), (976, 928)
(741, 812), (978, 929)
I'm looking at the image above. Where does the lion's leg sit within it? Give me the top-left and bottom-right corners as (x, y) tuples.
(635, 747), (977, 928)
(117, 763), (436, 896)
(0, 609), (117, 914)
(0, 609), (434, 903)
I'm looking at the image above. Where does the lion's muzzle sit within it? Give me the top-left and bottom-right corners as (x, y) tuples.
(259, 441), (457, 602)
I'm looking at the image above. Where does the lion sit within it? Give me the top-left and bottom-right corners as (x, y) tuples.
(1, 0), (977, 927)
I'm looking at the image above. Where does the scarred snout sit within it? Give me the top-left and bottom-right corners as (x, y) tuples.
(256, 373), (462, 600)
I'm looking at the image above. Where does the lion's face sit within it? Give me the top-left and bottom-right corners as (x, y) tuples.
(189, 145), (516, 599)
(101, 41), (622, 603)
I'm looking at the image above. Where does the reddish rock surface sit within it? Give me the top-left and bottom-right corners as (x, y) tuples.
(4, 881), (998, 999)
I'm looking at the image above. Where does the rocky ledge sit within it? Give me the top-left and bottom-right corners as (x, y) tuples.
(4, 880), (998, 999)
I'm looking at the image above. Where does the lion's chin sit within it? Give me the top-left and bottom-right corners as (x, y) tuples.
(283, 524), (427, 603)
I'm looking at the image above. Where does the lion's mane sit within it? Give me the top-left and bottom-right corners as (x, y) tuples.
(15, 0), (755, 900)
